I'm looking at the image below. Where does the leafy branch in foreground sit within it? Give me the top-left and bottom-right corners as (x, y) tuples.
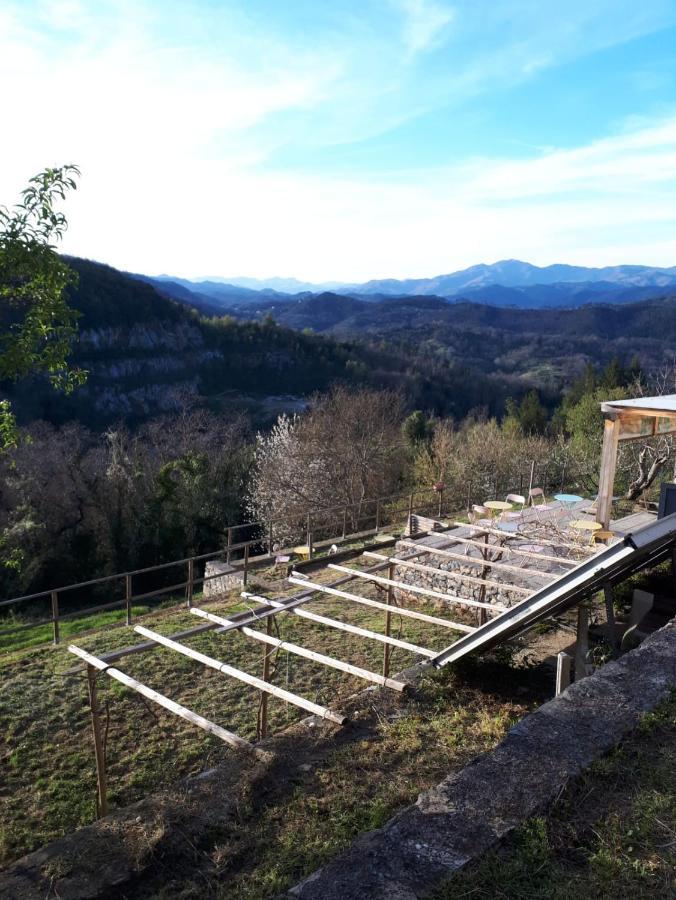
(0, 165), (85, 448)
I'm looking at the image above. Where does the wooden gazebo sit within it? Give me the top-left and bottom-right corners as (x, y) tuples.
(597, 394), (676, 527)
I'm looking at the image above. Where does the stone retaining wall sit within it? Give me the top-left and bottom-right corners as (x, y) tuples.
(281, 616), (676, 899)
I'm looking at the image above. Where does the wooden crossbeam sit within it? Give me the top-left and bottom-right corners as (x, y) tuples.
(326, 564), (509, 612)
(134, 625), (345, 725)
(450, 522), (597, 555)
(418, 533), (579, 567)
(239, 625), (408, 692)
(396, 541), (554, 579)
(239, 592), (438, 659)
(363, 552), (532, 596)
(68, 644), (255, 752)
(287, 576), (476, 633)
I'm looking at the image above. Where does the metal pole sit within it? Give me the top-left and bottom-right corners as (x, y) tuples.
(125, 574), (132, 626)
(86, 665), (108, 819)
(226, 527), (233, 565)
(375, 499), (381, 533)
(268, 519), (274, 558)
(186, 558), (194, 609)
(51, 590), (60, 645)
(306, 513), (312, 554)
(342, 506), (347, 540)
(243, 543), (249, 587)
(438, 487), (443, 518)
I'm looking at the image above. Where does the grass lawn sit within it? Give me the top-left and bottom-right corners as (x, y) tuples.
(436, 691), (676, 900)
(0, 564), (549, 897)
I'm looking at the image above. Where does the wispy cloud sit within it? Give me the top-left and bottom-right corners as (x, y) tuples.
(394, 0), (455, 56)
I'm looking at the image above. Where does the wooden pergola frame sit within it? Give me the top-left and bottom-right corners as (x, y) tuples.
(68, 517), (595, 822)
(597, 395), (676, 528)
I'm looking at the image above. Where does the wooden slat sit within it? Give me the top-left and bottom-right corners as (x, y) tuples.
(413, 533), (578, 567)
(240, 625), (408, 692)
(134, 625), (345, 725)
(363, 552), (532, 595)
(326, 564), (508, 612)
(287, 576), (476, 633)
(395, 541), (555, 579)
(238, 593), (438, 659)
(450, 522), (597, 555)
(68, 644), (255, 752)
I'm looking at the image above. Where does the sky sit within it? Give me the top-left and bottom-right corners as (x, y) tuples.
(2, 0), (676, 282)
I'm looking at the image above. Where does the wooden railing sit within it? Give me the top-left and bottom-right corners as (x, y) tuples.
(1, 464), (568, 651)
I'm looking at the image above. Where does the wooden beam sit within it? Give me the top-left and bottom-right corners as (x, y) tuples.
(327, 564), (509, 612)
(363, 551), (532, 595)
(414, 533), (578, 567)
(238, 593), (438, 659)
(597, 414), (621, 529)
(450, 523), (597, 556)
(287, 576), (476, 633)
(240, 625), (408, 692)
(134, 625), (346, 725)
(395, 541), (554, 579)
(86, 665), (108, 818)
(68, 645), (256, 752)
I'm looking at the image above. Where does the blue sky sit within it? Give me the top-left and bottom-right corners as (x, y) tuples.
(2, 0), (676, 280)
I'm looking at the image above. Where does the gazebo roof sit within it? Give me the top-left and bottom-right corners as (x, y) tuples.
(602, 394), (676, 416)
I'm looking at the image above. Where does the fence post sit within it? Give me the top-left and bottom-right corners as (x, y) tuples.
(226, 527), (233, 564)
(306, 513), (312, 556)
(125, 574), (132, 626)
(86, 665), (108, 819)
(342, 506), (347, 540)
(243, 543), (249, 587)
(268, 519), (274, 558)
(375, 499), (381, 533)
(437, 486), (444, 518)
(186, 558), (194, 609)
(51, 590), (60, 645)
(466, 479), (472, 511)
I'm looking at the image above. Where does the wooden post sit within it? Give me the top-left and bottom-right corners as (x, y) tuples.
(528, 460), (535, 498)
(383, 562), (394, 678)
(268, 519), (274, 558)
(186, 558), (194, 609)
(258, 617), (273, 740)
(125, 574), (132, 626)
(51, 590), (60, 645)
(407, 493), (414, 533)
(437, 486), (443, 518)
(603, 583), (618, 650)
(243, 543), (249, 587)
(226, 527), (233, 564)
(86, 665), (108, 818)
(596, 412), (621, 529)
(375, 499), (381, 533)
(555, 652), (572, 695)
(342, 506), (348, 540)
(574, 603), (591, 681)
(466, 479), (472, 511)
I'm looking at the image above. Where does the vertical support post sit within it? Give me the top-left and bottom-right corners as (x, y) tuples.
(528, 460), (535, 499)
(243, 543), (249, 587)
(125, 574), (132, 626)
(342, 506), (348, 540)
(555, 652), (572, 696)
(258, 616), (273, 740)
(306, 513), (312, 557)
(438, 486), (443, 518)
(86, 665), (108, 819)
(596, 412), (621, 529)
(466, 479), (472, 511)
(603, 583), (618, 650)
(375, 499), (381, 533)
(268, 519), (274, 558)
(574, 603), (591, 681)
(226, 527), (233, 564)
(383, 562), (394, 678)
(51, 590), (60, 645)
(186, 558), (194, 609)
(478, 533), (489, 626)
(407, 493), (414, 534)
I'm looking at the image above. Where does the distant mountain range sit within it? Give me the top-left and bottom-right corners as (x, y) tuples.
(136, 258), (676, 312)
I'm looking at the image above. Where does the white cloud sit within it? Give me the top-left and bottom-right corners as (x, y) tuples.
(394, 0), (455, 56)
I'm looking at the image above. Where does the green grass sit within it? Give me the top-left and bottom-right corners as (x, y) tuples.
(0, 573), (546, 885)
(435, 692), (676, 900)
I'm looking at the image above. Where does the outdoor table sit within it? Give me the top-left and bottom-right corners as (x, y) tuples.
(484, 500), (513, 516)
(569, 519), (602, 545)
(554, 493), (584, 510)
